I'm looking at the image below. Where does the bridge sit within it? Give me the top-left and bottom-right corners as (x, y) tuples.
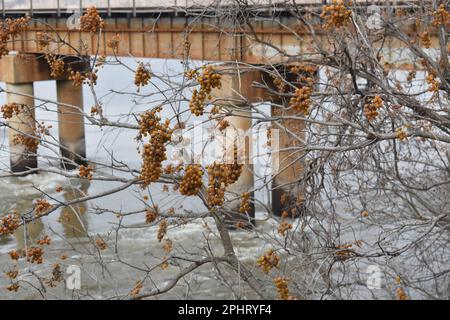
(1, 0), (424, 64)
(0, 0), (443, 220)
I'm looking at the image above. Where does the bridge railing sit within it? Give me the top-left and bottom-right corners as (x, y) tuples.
(0, 0), (238, 18)
(0, 0), (429, 17)
(0, 0), (198, 12)
(1, 0), (211, 16)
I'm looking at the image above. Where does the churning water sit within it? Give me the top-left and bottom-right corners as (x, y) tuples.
(0, 57), (279, 299)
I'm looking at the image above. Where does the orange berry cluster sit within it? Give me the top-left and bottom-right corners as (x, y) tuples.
(137, 108), (166, 139)
(210, 106), (220, 115)
(138, 109), (173, 188)
(185, 69), (198, 80)
(233, 220), (247, 229)
(432, 4), (450, 27)
(1, 103), (23, 119)
(289, 86), (312, 115)
(163, 239), (173, 253)
(273, 277), (292, 300)
(90, 104), (103, 116)
(0, 16), (30, 57)
(334, 243), (354, 261)
(278, 220), (293, 237)
(189, 66), (222, 116)
(298, 63), (317, 75)
(78, 165), (94, 180)
(5, 269), (18, 280)
(36, 31), (52, 49)
(426, 73), (439, 92)
(406, 70), (416, 83)
(46, 55), (65, 78)
(95, 237), (107, 250)
(130, 281), (144, 296)
(206, 162), (228, 207)
(0, 212), (20, 236)
(206, 161), (242, 207)
(34, 199), (53, 216)
(396, 287), (409, 300)
(80, 6), (105, 33)
(160, 259), (169, 270)
(8, 250), (20, 261)
(46, 263), (64, 287)
(88, 70), (99, 86)
(179, 164), (204, 196)
(7, 16), (30, 34)
(320, 0), (352, 30)
(5, 268), (20, 292)
(26, 246), (44, 264)
(37, 234), (52, 245)
(226, 145), (243, 185)
(140, 142), (168, 188)
(12, 133), (39, 153)
(280, 192), (304, 219)
(298, 74), (315, 87)
(6, 283), (20, 292)
(68, 70), (85, 86)
(145, 208), (158, 224)
(395, 127), (408, 141)
(239, 192), (251, 213)
(157, 219), (168, 242)
(183, 39), (191, 59)
(257, 249), (280, 274)
(107, 34), (121, 51)
(364, 95), (383, 122)
(68, 68), (98, 87)
(165, 163), (184, 175)
(420, 31), (431, 48)
(272, 75), (287, 92)
(134, 62), (151, 92)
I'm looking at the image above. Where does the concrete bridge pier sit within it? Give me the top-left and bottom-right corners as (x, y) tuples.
(221, 105), (255, 228)
(56, 80), (86, 170)
(270, 101), (305, 218)
(213, 66), (267, 228)
(0, 53), (88, 173)
(6, 82), (37, 173)
(266, 65), (308, 218)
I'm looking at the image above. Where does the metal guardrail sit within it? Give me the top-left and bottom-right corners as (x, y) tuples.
(0, 0), (429, 18)
(2, 0), (186, 17)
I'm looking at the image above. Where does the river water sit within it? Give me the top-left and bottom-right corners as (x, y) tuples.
(0, 57), (280, 299)
(3, 56), (447, 300)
